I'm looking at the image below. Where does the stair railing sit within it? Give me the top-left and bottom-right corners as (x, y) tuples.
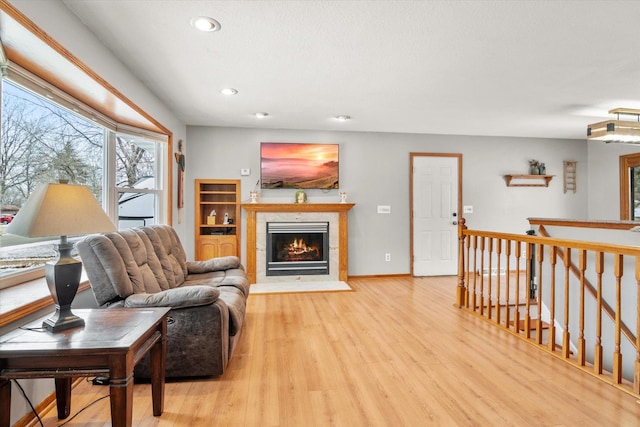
(456, 218), (640, 397)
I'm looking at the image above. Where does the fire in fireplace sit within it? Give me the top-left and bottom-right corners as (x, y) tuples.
(266, 222), (329, 276)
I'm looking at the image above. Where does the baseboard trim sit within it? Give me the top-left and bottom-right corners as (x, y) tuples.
(347, 273), (412, 279)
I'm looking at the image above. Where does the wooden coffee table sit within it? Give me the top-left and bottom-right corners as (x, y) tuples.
(0, 307), (170, 427)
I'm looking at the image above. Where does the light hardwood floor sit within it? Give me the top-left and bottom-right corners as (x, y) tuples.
(37, 276), (640, 426)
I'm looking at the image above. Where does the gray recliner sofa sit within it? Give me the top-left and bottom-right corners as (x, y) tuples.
(76, 224), (249, 378)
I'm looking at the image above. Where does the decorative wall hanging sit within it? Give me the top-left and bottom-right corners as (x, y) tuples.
(563, 161), (577, 193)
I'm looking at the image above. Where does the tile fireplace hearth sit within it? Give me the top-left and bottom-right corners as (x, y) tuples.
(241, 203), (355, 284)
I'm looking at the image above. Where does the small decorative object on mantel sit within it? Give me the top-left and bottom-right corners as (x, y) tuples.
(250, 179), (260, 203)
(339, 191), (347, 203)
(295, 190), (307, 204)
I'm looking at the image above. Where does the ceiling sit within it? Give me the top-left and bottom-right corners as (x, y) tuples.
(59, 0), (640, 140)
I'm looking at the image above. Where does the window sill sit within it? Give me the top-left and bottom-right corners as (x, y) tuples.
(0, 274), (91, 329)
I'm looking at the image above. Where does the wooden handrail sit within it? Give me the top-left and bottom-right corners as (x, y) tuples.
(528, 217), (637, 230)
(456, 219), (640, 397)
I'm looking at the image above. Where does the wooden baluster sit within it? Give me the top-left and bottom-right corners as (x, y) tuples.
(465, 230), (472, 308)
(548, 246), (556, 351)
(496, 239), (502, 325)
(487, 237), (493, 320)
(562, 247), (571, 358)
(635, 256), (640, 394)
(525, 242), (533, 339)
(504, 239), (512, 328)
(613, 254), (623, 384)
(578, 250), (587, 366)
(594, 251), (604, 375)
(456, 219), (467, 308)
(471, 235), (478, 312)
(479, 236), (485, 316)
(536, 243), (544, 345)
(514, 241), (522, 334)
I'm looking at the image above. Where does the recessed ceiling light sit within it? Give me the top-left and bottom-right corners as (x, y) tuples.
(190, 16), (221, 32)
(220, 88), (238, 95)
(255, 112), (269, 118)
(335, 115), (351, 121)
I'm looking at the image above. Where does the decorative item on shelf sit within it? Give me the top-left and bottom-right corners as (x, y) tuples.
(250, 178), (260, 203)
(207, 209), (216, 224)
(339, 191), (347, 203)
(538, 163), (546, 175)
(6, 180), (116, 332)
(223, 212), (230, 224)
(295, 190), (307, 204)
(529, 159), (540, 175)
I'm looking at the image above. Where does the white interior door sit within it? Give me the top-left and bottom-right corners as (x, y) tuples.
(412, 155), (460, 276)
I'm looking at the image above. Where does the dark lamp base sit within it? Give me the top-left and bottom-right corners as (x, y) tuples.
(42, 306), (86, 332)
(43, 238), (85, 333)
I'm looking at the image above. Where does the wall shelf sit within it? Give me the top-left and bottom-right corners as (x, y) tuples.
(504, 174), (554, 187)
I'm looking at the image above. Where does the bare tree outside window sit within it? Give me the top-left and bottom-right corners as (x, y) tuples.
(0, 80), (161, 284)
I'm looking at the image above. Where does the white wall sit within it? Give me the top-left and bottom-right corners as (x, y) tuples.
(186, 126), (589, 275)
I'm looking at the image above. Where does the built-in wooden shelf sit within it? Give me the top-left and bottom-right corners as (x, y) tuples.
(504, 174), (554, 187)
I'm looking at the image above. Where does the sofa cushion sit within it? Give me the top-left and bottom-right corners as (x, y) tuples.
(124, 285), (220, 308)
(105, 229), (167, 294)
(77, 234), (129, 305)
(185, 267), (250, 297)
(140, 225), (188, 287)
(187, 256), (242, 274)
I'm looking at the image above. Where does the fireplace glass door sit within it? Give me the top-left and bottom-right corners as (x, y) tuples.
(266, 222), (329, 276)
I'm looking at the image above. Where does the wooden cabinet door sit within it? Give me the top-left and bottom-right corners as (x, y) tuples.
(218, 236), (237, 257)
(197, 236), (237, 260)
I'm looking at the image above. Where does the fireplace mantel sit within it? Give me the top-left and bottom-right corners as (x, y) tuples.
(241, 203), (355, 283)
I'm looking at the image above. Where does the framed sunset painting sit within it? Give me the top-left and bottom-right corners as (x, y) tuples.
(260, 142), (339, 189)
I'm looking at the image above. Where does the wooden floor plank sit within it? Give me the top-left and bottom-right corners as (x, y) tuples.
(36, 276), (640, 426)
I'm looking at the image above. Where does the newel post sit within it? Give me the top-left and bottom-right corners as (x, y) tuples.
(456, 218), (467, 308)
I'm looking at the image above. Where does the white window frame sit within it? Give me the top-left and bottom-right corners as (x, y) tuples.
(0, 66), (168, 289)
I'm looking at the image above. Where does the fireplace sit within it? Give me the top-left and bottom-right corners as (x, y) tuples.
(266, 222), (329, 276)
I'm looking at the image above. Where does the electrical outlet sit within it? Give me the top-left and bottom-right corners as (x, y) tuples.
(385, 253), (391, 262)
(240, 168), (251, 176)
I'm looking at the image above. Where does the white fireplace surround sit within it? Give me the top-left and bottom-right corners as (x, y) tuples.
(258, 212), (338, 283)
(241, 203), (355, 285)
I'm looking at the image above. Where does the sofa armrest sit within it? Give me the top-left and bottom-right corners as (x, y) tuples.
(187, 256), (242, 274)
(124, 285), (219, 308)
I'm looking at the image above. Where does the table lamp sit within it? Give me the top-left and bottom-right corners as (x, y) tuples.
(6, 181), (116, 332)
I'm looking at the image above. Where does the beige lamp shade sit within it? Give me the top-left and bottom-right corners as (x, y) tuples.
(7, 182), (116, 238)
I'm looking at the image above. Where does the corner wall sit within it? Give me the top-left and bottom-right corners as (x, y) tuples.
(587, 141), (640, 220)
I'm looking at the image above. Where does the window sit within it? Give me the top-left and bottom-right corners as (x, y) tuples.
(0, 75), (166, 288)
(619, 152), (640, 220)
(115, 132), (163, 229)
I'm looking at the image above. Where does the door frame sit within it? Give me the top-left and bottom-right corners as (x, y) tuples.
(409, 152), (463, 276)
